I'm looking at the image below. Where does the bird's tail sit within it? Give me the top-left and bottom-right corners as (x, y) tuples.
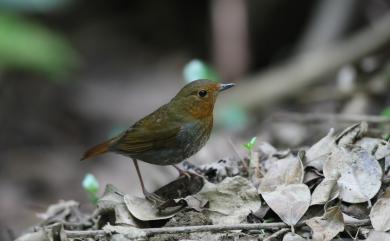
(81, 137), (118, 161)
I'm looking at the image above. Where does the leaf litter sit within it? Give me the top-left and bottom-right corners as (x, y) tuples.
(15, 122), (390, 241)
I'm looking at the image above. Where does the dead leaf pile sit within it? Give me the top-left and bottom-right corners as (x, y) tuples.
(14, 122), (390, 241)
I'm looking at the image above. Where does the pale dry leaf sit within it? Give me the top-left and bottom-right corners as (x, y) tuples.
(194, 176), (261, 225)
(258, 155), (304, 193)
(124, 195), (177, 221)
(365, 230), (390, 241)
(97, 184), (137, 226)
(336, 122), (368, 147)
(323, 146), (382, 203)
(305, 128), (336, 170)
(261, 184), (311, 226)
(369, 187), (390, 231)
(356, 137), (390, 160)
(283, 232), (306, 241)
(310, 178), (339, 205)
(306, 206), (344, 241)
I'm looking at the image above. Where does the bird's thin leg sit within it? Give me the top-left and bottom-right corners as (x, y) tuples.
(132, 160), (164, 204)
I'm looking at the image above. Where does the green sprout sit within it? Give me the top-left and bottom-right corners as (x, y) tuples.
(243, 137), (258, 168)
(82, 173), (100, 205)
(243, 137), (257, 153)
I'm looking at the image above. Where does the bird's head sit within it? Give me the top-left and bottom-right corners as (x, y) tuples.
(171, 79), (235, 118)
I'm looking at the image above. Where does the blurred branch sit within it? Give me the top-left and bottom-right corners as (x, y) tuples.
(222, 12), (390, 110)
(272, 112), (390, 124)
(297, 0), (358, 52)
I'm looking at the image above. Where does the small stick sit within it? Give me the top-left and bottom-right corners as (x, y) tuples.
(64, 219), (371, 239)
(263, 228), (289, 241)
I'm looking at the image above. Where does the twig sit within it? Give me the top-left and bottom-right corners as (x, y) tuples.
(271, 112), (390, 124)
(64, 219), (371, 239)
(263, 228), (289, 241)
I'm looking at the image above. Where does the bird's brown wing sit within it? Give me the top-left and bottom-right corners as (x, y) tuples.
(112, 104), (183, 154)
(113, 124), (181, 154)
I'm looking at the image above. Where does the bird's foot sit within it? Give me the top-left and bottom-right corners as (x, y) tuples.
(173, 165), (196, 179)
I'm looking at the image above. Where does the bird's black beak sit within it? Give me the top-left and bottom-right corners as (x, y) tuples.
(219, 83), (235, 92)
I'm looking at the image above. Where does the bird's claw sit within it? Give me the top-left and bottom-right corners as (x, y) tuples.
(144, 191), (166, 205)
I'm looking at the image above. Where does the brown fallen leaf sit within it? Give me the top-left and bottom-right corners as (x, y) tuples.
(258, 154), (304, 193)
(304, 128), (336, 170)
(369, 187), (390, 232)
(323, 146), (382, 203)
(365, 230), (390, 241)
(283, 232), (306, 241)
(310, 178), (339, 205)
(306, 206), (344, 241)
(261, 184), (311, 227)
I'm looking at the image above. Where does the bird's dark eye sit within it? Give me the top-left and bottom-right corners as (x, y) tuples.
(198, 90), (207, 97)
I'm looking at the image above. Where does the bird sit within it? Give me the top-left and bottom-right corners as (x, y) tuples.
(81, 79), (235, 202)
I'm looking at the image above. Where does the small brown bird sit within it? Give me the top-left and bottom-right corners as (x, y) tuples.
(81, 79), (235, 201)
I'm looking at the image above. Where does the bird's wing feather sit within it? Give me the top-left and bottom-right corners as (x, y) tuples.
(112, 105), (183, 154)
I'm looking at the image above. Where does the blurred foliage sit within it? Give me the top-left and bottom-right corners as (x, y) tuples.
(82, 173), (100, 205)
(0, 12), (79, 80)
(183, 59), (220, 83)
(381, 107), (390, 140)
(0, 0), (70, 12)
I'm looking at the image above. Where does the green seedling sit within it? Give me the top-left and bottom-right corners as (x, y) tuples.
(243, 137), (259, 174)
(82, 173), (100, 205)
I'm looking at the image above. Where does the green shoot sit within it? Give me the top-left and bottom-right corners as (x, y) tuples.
(243, 137), (259, 177)
(82, 173), (100, 205)
(243, 137), (257, 153)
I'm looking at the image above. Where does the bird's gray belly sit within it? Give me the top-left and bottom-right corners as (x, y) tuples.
(129, 122), (210, 165)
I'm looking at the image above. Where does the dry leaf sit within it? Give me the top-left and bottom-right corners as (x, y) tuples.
(310, 178), (339, 205)
(323, 146), (382, 203)
(258, 155), (304, 193)
(97, 184), (138, 226)
(306, 206), (344, 241)
(194, 176), (261, 225)
(124, 195), (178, 221)
(369, 188), (390, 231)
(365, 230), (390, 241)
(304, 128), (336, 170)
(283, 232), (306, 241)
(261, 184), (311, 226)
(336, 122), (368, 146)
(356, 137), (390, 160)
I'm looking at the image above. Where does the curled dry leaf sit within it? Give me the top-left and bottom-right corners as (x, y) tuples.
(356, 137), (390, 160)
(335, 122), (368, 147)
(369, 187), (390, 232)
(323, 146), (382, 203)
(306, 206), (344, 241)
(304, 128), (336, 170)
(261, 184), (311, 226)
(283, 232), (306, 241)
(258, 155), (304, 193)
(124, 195), (178, 221)
(310, 178), (339, 205)
(193, 176), (261, 225)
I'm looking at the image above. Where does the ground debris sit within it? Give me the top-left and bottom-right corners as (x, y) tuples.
(15, 122), (390, 241)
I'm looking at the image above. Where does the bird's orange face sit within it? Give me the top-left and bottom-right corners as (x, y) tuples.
(172, 79), (235, 119)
